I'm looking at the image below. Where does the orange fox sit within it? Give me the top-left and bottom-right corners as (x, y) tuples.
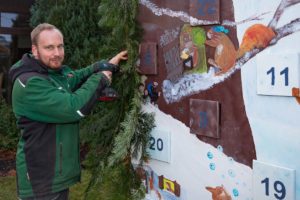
(237, 24), (276, 59)
(206, 185), (232, 200)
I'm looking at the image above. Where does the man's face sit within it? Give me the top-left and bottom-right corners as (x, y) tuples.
(32, 29), (64, 69)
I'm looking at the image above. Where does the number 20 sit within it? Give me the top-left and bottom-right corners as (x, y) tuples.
(149, 137), (163, 151)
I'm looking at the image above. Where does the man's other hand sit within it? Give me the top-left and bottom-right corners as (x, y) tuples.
(109, 50), (128, 65)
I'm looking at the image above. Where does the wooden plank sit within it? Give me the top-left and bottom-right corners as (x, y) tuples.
(0, 27), (32, 35)
(0, 0), (35, 13)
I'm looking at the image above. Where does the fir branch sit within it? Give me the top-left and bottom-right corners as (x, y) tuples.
(108, 92), (141, 166)
(131, 111), (155, 162)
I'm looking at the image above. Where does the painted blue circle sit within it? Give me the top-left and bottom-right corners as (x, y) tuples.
(207, 151), (213, 159)
(217, 145), (223, 152)
(228, 157), (234, 163)
(228, 169), (236, 178)
(232, 188), (239, 197)
(209, 163), (216, 171)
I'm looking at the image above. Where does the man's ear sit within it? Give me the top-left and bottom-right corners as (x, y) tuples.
(32, 45), (38, 58)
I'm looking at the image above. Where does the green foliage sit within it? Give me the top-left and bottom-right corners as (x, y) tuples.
(30, 0), (104, 68)
(0, 98), (18, 150)
(109, 107), (155, 166)
(30, 0), (155, 199)
(30, 0), (54, 27)
(82, 0), (154, 198)
(85, 163), (145, 200)
(69, 170), (93, 200)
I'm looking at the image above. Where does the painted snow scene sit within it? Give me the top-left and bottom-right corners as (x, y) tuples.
(137, 0), (300, 199)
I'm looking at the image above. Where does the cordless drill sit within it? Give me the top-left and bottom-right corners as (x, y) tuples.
(96, 61), (120, 102)
(98, 87), (119, 101)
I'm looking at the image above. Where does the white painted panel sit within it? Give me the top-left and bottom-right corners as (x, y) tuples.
(253, 160), (295, 200)
(147, 128), (171, 163)
(257, 53), (300, 96)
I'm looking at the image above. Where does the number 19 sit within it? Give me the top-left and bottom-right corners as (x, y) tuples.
(261, 177), (286, 199)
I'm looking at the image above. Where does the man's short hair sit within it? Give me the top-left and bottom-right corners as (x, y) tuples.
(31, 23), (63, 45)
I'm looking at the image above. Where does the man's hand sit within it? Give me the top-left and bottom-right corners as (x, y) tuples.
(101, 71), (112, 83)
(100, 51), (128, 83)
(109, 50), (128, 65)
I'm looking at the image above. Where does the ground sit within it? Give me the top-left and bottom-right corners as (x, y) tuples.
(0, 149), (16, 177)
(0, 170), (91, 200)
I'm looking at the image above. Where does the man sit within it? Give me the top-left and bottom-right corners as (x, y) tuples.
(9, 23), (127, 200)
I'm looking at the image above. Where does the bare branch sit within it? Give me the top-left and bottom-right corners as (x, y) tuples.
(270, 18), (300, 44)
(237, 12), (270, 25)
(268, 0), (300, 29)
(222, 12), (270, 27)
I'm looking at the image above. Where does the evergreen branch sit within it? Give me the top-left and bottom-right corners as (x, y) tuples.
(108, 91), (141, 166)
(131, 111), (155, 162)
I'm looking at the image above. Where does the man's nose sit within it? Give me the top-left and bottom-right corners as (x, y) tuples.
(53, 47), (62, 56)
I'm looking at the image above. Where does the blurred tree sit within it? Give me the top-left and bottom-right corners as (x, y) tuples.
(0, 98), (18, 150)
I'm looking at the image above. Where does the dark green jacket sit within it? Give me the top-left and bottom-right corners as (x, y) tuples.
(9, 54), (110, 198)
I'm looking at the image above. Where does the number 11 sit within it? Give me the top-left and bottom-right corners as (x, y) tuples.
(266, 67), (289, 86)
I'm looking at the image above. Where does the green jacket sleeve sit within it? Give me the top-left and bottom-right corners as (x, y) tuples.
(66, 60), (108, 90)
(12, 72), (109, 123)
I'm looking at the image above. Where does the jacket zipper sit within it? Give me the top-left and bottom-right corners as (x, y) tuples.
(59, 142), (63, 175)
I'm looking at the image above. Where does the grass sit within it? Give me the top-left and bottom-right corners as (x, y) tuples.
(0, 170), (91, 200)
(0, 175), (16, 200)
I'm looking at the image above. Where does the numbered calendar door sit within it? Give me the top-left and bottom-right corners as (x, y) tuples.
(147, 129), (171, 163)
(257, 53), (300, 96)
(253, 160), (295, 200)
(189, 99), (220, 138)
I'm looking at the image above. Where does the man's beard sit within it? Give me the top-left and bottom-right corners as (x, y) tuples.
(36, 52), (64, 68)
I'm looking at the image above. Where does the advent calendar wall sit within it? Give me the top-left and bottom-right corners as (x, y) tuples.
(136, 0), (300, 199)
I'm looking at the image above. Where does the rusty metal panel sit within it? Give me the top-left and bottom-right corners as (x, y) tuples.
(162, 39), (183, 81)
(189, 0), (220, 25)
(189, 99), (220, 138)
(139, 42), (158, 75)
